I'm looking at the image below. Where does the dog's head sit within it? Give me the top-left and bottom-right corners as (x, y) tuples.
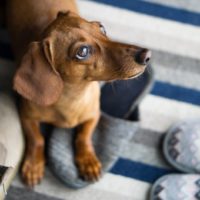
(14, 11), (151, 106)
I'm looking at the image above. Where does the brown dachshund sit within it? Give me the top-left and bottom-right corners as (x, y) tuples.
(5, 0), (151, 187)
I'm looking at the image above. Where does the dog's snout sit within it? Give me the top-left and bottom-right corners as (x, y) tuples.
(134, 49), (151, 65)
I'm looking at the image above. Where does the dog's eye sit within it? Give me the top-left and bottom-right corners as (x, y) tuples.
(76, 46), (90, 60)
(100, 24), (106, 35)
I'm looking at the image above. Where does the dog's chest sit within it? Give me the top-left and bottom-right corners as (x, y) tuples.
(26, 83), (100, 128)
(51, 85), (100, 128)
(54, 97), (90, 127)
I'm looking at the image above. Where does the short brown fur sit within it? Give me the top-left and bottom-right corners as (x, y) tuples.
(5, 0), (150, 186)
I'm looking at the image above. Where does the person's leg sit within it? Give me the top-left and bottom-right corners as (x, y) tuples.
(0, 93), (24, 199)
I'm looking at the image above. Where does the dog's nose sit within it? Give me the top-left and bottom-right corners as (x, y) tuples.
(134, 49), (151, 65)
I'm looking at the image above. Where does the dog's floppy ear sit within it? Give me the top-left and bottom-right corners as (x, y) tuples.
(13, 39), (63, 106)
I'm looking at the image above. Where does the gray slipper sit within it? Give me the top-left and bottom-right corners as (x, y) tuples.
(48, 67), (154, 189)
(150, 174), (200, 200)
(163, 119), (200, 173)
(101, 66), (154, 119)
(48, 113), (138, 189)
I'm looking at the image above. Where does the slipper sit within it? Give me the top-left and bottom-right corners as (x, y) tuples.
(150, 174), (200, 200)
(163, 119), (200, 173)
(101, 66), (154, 119)
(48, 67), (154, 189)
(48, 113), (139, 189)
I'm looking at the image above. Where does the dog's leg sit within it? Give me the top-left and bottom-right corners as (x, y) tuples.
(21, 118), (45, 187)
(75, 113), (101, 181)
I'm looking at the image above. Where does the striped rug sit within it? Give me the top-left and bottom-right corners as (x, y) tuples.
(1, 0), (200, 199)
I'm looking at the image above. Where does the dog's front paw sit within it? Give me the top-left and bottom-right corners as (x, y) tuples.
(22, 156), (45, 187)
(75, 151), (102, 182)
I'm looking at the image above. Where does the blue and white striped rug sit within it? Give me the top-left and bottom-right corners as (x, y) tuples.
(2, 0), (200, 199)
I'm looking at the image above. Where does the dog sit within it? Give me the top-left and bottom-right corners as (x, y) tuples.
(5, 0), (151, 187)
